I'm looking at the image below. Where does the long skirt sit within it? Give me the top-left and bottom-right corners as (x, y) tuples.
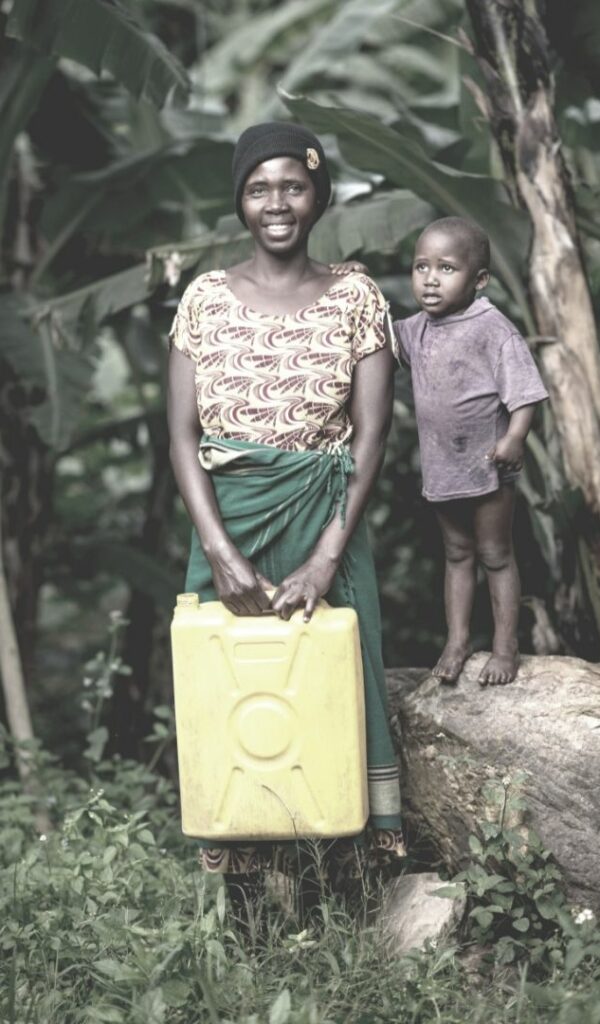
(184, 436), (405, 874)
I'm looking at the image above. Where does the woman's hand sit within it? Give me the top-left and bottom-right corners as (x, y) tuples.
(271, 552), (339, 622)
(209, 541), (273, 616)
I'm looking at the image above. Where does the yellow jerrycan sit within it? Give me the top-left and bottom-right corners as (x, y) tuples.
(171, 593), (368, 841)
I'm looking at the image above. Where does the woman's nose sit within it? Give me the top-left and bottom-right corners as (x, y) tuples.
(266, 189), (288, 210)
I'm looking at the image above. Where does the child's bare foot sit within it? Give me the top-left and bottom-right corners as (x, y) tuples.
(478, 651), (519, 686)
(432, 640), (473, 685)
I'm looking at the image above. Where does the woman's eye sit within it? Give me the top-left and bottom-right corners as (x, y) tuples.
(286, 183), (302, 194)
(248, 186), (266, 197)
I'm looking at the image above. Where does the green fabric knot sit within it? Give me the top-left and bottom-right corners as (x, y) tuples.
(326, 442), (354, 527)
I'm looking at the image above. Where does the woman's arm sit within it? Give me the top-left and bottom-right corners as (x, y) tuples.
(271, 335), (395, 621)
(167, 348), (272, 615)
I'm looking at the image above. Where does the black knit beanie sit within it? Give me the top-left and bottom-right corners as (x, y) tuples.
(232, 122), (331, 226)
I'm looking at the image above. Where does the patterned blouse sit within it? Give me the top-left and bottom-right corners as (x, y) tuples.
(169, 269), (388, 452)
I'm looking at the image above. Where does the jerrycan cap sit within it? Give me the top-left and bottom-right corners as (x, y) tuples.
(176, 593), (200, 608)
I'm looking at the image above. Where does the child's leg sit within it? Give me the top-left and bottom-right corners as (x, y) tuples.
(473, 484), (520, 685)
(433, 499), (477, 684)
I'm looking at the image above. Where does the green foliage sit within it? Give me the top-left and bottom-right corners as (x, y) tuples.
(282, 91), (533, 328)
(453, 773), (600, 982)
(6, 0), (189, 107)
(1, 740), (600, 1022)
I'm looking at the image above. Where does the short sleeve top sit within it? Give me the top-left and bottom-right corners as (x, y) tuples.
(392, 297), (548, 501)
(169, 269), (388, 451)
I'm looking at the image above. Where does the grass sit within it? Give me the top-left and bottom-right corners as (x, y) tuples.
(1, 737), (600, 1024)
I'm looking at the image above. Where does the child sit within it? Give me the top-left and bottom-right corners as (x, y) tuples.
(392, 217), (548, 686)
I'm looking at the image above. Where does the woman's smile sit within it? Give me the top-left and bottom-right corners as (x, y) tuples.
(262, 221), (295, 240)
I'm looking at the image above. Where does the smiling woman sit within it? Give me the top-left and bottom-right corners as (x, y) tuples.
(167, 122), (404, 932)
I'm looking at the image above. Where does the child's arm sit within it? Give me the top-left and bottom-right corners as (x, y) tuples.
(487, 403), (536, 472)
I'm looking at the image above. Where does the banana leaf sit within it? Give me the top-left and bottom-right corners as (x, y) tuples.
(38, 136), (236, 266)
(196, 0), (336, 95)
(76, 539), (178, 610)
(309, 189), (434, 263)
(282, 92), (534, 331)
(147, 189), (434, 289)
(277, 0), (400, 98)
(0, 294), (97, 452)
(6, 0), (189, 107)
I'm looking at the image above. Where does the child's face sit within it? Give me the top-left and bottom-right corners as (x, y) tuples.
(411, 228), (489, 318)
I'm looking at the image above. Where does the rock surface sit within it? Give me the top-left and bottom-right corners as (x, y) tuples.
(379, 872), (466, 955)
(386, 654), (600, 911)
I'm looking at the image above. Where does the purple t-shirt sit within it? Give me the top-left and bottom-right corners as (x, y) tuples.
(392, 297), (548, 502)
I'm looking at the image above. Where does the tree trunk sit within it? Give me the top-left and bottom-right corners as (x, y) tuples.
(109, 420), (177, 758)
(387, 656), (600, 912)
(465, 0), (600, 513)
(0, 475), (36, 781)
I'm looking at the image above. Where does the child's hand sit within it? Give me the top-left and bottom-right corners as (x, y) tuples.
(329, 260), (368, 276)
(486, 434), (525, 472)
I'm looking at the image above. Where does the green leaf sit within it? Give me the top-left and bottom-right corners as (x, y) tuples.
(513, 916), (530, 932)
(536, 897), (560, 920)
(38, 264), (150, 332)
(84, 541), (178, 611)
(200, 0), (336, 95)
(564, 938), (586, 974)
(38, 136), (236, 269)
(469, 907), (493, 930)
(84, 1007), (126, 1023)
(281, 92), (534, 330)
(5, 265), (151, 452)
(84, 727), (109, 763)
(278, 0), (399, 97)
(431, 883), (465, 900)
(6, 0), (189, 107)
(309, 189), (434, 263)
(147, 226), (254, 290)
(94, 958), (141, 983)
(468, 834), (483, 857)
(269, 989), (292, 1024)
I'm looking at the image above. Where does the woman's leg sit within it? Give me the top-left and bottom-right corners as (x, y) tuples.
(224, 872), (266, 944)
(473, 485), (519, 685)
(433, 499), (477, 683)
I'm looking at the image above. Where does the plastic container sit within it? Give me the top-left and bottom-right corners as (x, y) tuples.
(171, 593), (368, 840)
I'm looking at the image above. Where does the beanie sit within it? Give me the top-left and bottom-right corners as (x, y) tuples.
(232, 122), (331, 226)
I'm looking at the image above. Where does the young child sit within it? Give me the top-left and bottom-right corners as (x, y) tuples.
(392, 217), (548, 686)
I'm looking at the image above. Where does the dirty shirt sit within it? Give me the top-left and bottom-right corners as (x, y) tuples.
(392, 297), (548, 502)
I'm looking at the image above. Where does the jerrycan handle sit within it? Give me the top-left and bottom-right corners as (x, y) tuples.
(260, 587), (330, 615)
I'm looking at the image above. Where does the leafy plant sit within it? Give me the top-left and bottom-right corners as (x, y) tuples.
(443, 773), (600, 977)
(6, 0), (189, 107)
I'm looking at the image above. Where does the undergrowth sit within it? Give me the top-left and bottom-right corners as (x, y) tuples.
(1, 618), (600, 1023)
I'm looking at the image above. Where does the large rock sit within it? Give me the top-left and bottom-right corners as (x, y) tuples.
(379, 872), (466, 955)
(386, 654), (600, 911)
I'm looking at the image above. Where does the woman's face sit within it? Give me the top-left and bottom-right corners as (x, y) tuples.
(241, 156), (318, 254)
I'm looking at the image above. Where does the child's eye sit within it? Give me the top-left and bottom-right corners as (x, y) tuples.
(441, 264), (455, 273)
(414, 262), (427, 272)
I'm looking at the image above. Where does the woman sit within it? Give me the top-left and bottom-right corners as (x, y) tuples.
(167, 122), (404, 927)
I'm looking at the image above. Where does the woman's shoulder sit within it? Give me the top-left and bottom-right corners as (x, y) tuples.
(178, 269), (227, 308)
(333, 270), (386, 308)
